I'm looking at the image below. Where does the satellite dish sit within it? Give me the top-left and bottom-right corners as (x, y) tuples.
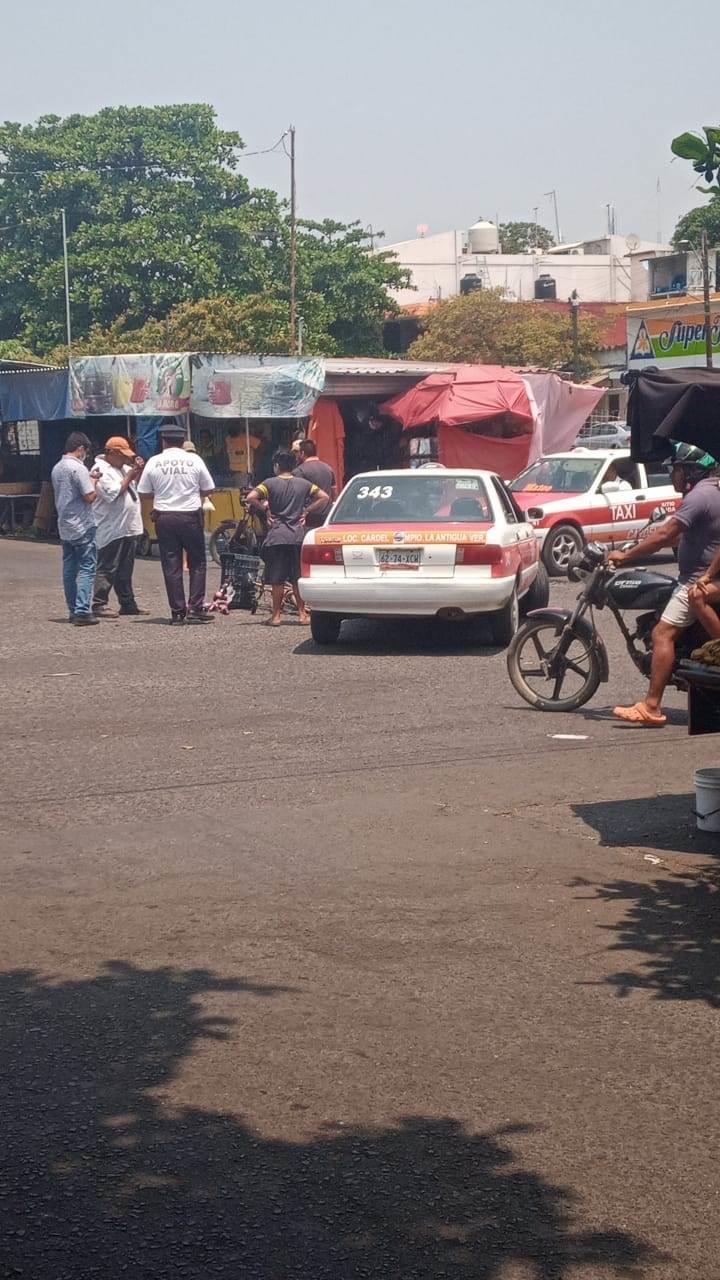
(626, 234), (641, 252)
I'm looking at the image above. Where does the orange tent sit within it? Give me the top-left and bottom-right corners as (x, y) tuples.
(308, 397), (346, 485)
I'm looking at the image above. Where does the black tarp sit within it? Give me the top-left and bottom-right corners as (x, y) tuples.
(628, 368), (720, 462)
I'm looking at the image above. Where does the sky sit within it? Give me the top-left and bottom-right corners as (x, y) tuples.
(4, 0), (720, 250)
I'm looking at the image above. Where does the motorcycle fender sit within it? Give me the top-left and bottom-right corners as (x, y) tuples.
(526, 608), (609, 684)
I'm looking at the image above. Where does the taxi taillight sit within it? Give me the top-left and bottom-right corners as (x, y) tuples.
(301, 543), (343, 575)
(455, 543), (502, 565)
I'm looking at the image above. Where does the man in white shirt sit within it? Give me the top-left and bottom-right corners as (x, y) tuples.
(137, 423), (215, 624)
(90, 436), (147, 618)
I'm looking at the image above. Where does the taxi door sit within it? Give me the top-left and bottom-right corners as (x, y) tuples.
(491, 477), (538, 591)
(605, 464), (679, 547)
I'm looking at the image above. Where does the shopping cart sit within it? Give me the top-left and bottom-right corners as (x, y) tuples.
(220, 551), (264, 612)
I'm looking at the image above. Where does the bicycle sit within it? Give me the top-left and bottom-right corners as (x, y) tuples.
(209, 491), (266, 565)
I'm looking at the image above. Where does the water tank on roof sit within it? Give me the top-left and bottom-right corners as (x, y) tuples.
(460, 274), (483, 295)
(468, 220), (500, 254)
(534, 273), (557, 300)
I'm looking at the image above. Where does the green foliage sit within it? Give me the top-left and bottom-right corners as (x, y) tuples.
(499, 221), (555, 253)
(670, 125), (720, 247)
(0, 339), (42, 362)
(408, 288), (601, 374)
(673, 198), (720, 248)
(671, 127), (720, 188)
(0, 105), (408, 357)
(54, 296), (291, 361)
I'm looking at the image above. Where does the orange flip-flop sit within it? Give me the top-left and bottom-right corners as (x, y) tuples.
(613, 702), (667, 726)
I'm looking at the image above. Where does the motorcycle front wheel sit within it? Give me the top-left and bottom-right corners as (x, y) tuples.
(507, 619), (603, 711)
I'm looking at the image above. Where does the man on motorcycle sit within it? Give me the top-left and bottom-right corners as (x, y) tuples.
(609, 443), (720, 725)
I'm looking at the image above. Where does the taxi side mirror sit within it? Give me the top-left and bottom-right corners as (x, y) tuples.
(601, 480), (621, 495)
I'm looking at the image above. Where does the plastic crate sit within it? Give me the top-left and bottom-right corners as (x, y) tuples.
(220, 552), (263, 611)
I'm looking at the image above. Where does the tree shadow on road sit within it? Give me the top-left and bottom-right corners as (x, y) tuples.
(573, 866), (720, 1006)
(573, 793), (712, 856)
(0, 961), (660, 1278)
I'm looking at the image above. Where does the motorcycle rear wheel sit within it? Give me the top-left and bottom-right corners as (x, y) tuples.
(507, 619), (603, 711)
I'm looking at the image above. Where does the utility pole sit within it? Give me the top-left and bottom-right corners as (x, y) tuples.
(60, 209), (72, 358)
(701, 229), (714, 369)
(289, 125), (297, 355)
(569, 290), (580, 380)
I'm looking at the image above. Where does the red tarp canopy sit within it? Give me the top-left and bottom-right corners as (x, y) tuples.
(381, 365), (534, 433)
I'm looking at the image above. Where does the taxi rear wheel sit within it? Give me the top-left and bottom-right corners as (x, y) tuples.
(521, 562), (550, 614)
(489, 587), (520, 647)
(543, 524), (584, 577)
(310, 612), (342, 645)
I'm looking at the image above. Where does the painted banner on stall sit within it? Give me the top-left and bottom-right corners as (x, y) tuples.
(70, 354), (191, 416)
(191, 355), (325, 419)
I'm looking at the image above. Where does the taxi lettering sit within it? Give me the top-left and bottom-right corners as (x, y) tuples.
(611, 502), (637, 522)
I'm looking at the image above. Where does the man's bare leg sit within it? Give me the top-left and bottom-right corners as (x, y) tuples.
(692, 585), (720, 639)
(270, 584), (284, 625)
(645, 620), (683, 712)
(614, 620), (682, 724)
(292, 582), (309, 624)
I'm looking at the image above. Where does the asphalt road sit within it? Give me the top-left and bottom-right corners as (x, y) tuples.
(1, 540), (718, 1279)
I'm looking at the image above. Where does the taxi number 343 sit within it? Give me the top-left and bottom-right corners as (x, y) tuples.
(356, 485), (393, 500)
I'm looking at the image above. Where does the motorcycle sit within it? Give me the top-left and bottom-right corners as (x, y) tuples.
(506, 511), (709, 712)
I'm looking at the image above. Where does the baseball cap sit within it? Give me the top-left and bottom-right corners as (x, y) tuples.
(182, 440), (197, 452)
(105, 435), (136, 459)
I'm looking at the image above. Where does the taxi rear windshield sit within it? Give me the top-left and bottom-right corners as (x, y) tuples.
(330, 474), (493, 523)
(510, 457), (605, 495)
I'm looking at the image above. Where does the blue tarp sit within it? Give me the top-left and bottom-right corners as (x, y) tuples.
(0, 370), (71, 422)
(134, 417), (164, 460)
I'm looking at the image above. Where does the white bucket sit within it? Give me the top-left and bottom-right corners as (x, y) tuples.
(694, 768), (720, 832)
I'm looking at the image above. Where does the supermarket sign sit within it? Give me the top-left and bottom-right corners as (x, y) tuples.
(628, 309), (720, 367)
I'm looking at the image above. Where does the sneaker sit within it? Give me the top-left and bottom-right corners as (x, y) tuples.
(170, 612), (186, 626)
(92, 605), (119, 618)
(72, 614), (100, 627)
(187, 610), (215, 624)
(119, 606), (150, 616)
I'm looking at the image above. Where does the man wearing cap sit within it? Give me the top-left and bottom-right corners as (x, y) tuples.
(137, 424), (215, 624)
(90, 436), (147, 618)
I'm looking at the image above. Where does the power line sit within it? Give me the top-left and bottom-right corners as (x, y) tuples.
(0, 132), (291, 177)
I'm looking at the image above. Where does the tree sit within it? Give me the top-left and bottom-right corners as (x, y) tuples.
(55, 296), (292, 360)
(671, 127), (720, 246)
(499, 221), (555, 254)
(408, 288), (601, 374)
(673, 197), (720, 248)
(0, 106), (408, 357)
(0, 339), (41, 362)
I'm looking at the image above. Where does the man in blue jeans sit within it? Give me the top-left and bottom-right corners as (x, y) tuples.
(51, 432), (101, 626)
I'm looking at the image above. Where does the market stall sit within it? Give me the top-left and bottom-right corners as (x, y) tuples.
(381, 366), (603, 480)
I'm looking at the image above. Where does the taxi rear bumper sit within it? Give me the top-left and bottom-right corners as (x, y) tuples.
(300, 574), (518, 618)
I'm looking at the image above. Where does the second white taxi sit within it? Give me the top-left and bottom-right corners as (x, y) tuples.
(300, 468), (549, 645)
(510, 449), (679, 576)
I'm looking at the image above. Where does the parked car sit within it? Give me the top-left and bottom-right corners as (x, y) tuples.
(574, 421), (630, 450)
(300, 468), (549, 646)
(510, 450), (678, 576)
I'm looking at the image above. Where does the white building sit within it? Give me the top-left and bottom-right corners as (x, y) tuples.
(384, 222), (669, 307)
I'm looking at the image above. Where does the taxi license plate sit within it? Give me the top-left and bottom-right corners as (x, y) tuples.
(377, 548), (422, 569)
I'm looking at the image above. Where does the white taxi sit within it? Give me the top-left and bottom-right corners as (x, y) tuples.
(509, 449), (679, 576)
(300, 468), (549, 645)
